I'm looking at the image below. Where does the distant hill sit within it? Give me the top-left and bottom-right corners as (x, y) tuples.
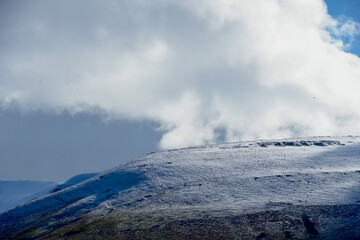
(0, 180), (58, 213)
(1, 136), (360, 239)
(0, 173), (98, 214)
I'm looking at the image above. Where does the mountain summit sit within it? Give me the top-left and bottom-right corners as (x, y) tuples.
(1, 136), (360, 239)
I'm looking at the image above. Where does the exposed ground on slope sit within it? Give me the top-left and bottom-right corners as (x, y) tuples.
(16, 204), (360, 240)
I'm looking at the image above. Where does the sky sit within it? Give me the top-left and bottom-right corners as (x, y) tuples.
(326, 0), (360, 55)
(0, 0), (360, 181)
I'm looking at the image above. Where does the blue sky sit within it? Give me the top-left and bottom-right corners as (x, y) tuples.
(0, 0), (360, 181)
(326, 0), (360, 56)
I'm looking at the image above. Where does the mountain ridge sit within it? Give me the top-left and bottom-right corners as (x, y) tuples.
(1, 136), (360, 239)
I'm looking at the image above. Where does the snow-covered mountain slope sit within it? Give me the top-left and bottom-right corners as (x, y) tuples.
(0, 173), (98, 214)
(0, 180), (58, 213)
(1, 136), (360, 239)
(50, 173), (98, 193)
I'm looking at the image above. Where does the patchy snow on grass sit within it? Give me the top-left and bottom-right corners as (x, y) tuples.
(1, 136), (360, 238)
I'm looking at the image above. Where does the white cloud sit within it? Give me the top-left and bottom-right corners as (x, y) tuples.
(1, 0), (360, 149)
(329, 17), (360, 49)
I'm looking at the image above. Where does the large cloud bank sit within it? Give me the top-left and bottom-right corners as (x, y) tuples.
(1, 0), (360, 149)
